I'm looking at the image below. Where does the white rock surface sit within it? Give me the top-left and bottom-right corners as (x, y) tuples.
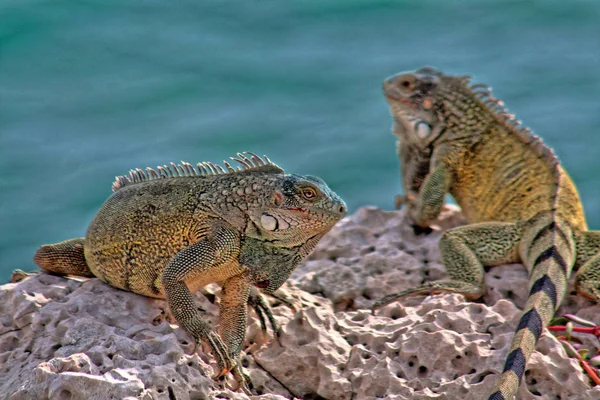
(1, 206), (599, 400)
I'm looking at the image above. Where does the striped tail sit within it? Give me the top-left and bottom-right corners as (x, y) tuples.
(34, 238), (95, 277)
(488, 215), (575, 400)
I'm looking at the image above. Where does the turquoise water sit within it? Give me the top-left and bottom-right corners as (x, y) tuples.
(1, 1), (600, 281)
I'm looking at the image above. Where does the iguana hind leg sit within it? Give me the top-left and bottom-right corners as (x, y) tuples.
(574, 230), (600, 302)
(489, 215), (575, 400)
(374, 222), (521, 310)
(33, 238), (94, 277)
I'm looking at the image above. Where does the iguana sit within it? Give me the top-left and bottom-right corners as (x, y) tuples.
(374, 67), (600, 400)
(32, 152), (346, 393)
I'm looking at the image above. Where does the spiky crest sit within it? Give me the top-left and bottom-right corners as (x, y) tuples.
(463, 77), (563, 219)
(111, 152), (283, 192)
(464, 80), (560, 173)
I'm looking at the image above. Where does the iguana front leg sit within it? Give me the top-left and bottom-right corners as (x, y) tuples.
(374, 222), (522, 310)
(405, 144), (454, 229)
(161, 227), (243, 383)
(219, 273), (252, 394)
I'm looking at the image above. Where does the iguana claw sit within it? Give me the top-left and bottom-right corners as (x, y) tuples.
(203, 331), (235, 377)
(248, 288), (283, 345)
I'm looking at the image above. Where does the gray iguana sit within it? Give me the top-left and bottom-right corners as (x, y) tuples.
(33, 152), (346, 393)
(375, 67), (600, 400)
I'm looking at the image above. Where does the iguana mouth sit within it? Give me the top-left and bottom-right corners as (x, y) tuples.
(284, 206), (308, 212)
(384, 92), (419, 109)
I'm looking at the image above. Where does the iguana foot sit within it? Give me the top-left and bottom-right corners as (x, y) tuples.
(268, 290), (298, 313)
(394, 193), (416, 210)
(201, 331), (235, 377)
(11, 269), (36, 283)
(248, 289), (282, 345)
(231, 362), (253, 395)
(372, 281), (484, 313)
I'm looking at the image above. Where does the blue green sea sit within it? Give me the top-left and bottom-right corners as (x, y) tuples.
(1, 1), (600, 281)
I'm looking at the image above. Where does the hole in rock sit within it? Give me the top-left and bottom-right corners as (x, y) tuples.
(204, 293), (216, 304)
(473, 371), (494, 383)
(303, 393), (327, 400)
(56, 389), (73, 400)
(418, 366), (428, 376)
(351, 314), (365, 322)
(390, 310), (406, 320)
(168, 386), (176, 400)
(361, 246), (376, 255)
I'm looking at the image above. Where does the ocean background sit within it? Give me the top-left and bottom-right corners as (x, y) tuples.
(1, 0), (599, 281)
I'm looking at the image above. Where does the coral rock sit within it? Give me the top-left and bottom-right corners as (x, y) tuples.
(2, 206), (599, 399)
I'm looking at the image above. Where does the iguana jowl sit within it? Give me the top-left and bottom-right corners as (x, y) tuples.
(376, 67), (600, 400)
(33, 152), (346, 393)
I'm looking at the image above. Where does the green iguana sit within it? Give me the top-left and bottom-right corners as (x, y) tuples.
(374, 67), (600, 400)
(32, 152), (346, 393)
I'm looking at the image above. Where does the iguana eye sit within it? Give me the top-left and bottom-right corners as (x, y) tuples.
(302, 188), (317, 200)
(415, 121), (431, 139)
(400, 78), (416, 91)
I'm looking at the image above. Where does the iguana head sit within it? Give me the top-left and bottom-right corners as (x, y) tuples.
(383, 66), (490, 147)
(246, 173), (346, 246)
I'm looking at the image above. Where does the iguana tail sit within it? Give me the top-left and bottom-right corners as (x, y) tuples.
(489, 215), (574, 400)
(34, 238), (95, 277)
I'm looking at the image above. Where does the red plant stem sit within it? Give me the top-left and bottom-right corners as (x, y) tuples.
(581, 362), (600, 386)
(549, 325), (600, 336)
(558, 340), (600, 386)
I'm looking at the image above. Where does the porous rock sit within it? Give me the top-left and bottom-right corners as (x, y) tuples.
(1, 206), (599, 399)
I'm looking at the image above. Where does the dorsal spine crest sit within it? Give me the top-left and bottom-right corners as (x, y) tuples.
(111, 152), (283, 192)
(467, 82), (560, 172)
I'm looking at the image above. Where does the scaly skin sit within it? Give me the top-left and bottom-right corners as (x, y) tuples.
(374, 67), (600, 400)
(33, 152), (346, 393)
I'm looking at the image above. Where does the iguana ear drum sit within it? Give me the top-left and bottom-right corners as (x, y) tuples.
(261, 214), (278, 231)
(414, 121), (431, 139)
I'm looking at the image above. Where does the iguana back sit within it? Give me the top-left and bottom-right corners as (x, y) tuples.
(449, 124), (585, 227)
(86, 165), (281, 297)
(376, 67), (600, 400)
